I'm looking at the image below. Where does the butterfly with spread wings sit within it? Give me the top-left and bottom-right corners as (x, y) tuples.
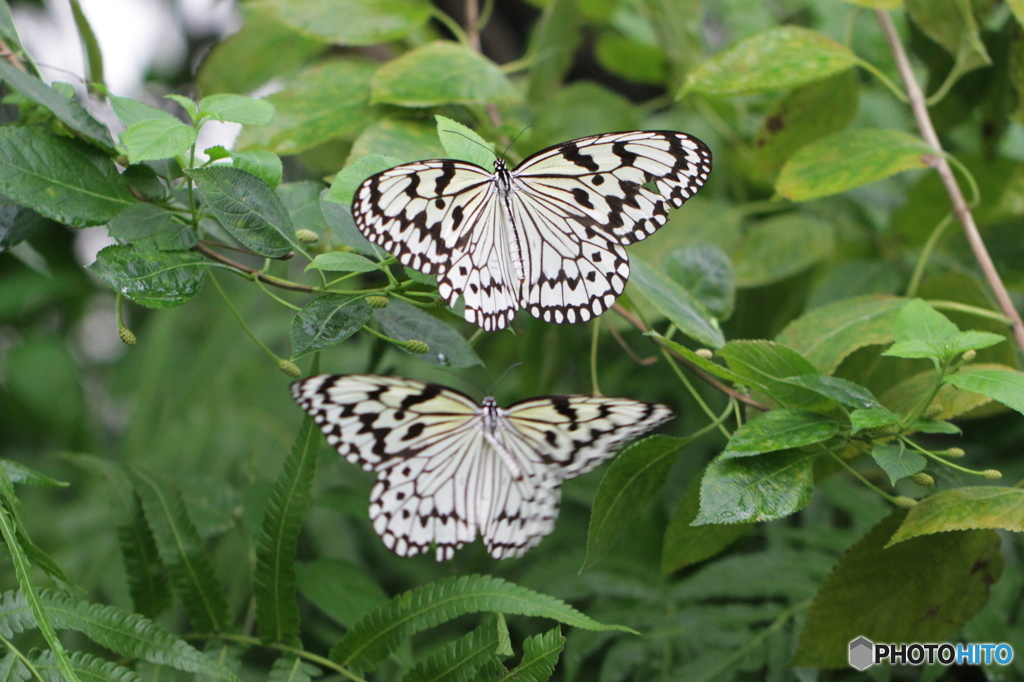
(352, 130), (712, 331)
(291, 374), (673, 560)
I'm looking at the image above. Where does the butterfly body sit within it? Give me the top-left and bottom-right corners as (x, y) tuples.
(353, 131), (712, 330)
(292, 374), (673, 560)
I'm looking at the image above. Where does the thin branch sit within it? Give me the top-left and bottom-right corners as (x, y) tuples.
(876, 10), (1024, 355)
(195, 243), (314, 293)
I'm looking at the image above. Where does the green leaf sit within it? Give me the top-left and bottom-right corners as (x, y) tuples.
(29, 650), (136, 682)
(236, 60), (380, 155)
(945, 368), (1024, 416)
(278, 181), (329, 235)
(530, 82), (640, 149)
(793, 511), (1002, 667)
(328, 152), (401, 206)
(849, 407), (901, 434)
(88, 244), (206, 309)
(1, 460), (66, 488)
(731, 214), (835, 287)
(254, 415), (319, 645)
(883, 339), (945, 360)
(724, 409), (838, 456)
(888, 487), (1024, 545)
(0, 127), (134, 227)
(911, 419), (961, 434)
(120, 118), (197, 164)
(782, 375), (880, 410)
(695, 450), (816, 525)
(164, 93), (199, 121)
(661, 244), (735, 319)
(305, 252), (381, 273)
(321, 194), (378, 253)
(870, 443), (926, 485)
(189, 166), (298, 258)
(436, 115), (494, 168)
(906, 0), (991, 87)
(269, 656), (321, 682)
(500, 627), (565, 682)
(374, 300), (483, 368)
(371, 42), (518, 107)
(330, 574), (634, 672)
(401, 620), (504, 682)
(645, 334), (755, 387)
(231, 150), (283, 189)
(290, 295), (373, 359)
(350, 118), (445, 161)
(0, 60), (113, 151)
(680, 26), (860, 98)
(118, 494), (172, 620)
(255, 0), (432, 45)
(110, 95), (178, 127)
(661, 477), (749, 575)
(107, 203), (197, 251)
(296, 560), (389, 629)
(582, 435), (684, 570)
(132, 468), (231, 633)
(775, 295), (906, 373)
(944, 330), (1005, 356)
(777, 129), (934, 201)
(716, 341), (833, 410)
(629, 256), (725, 348)
(753, 71), (859, 174)
(199, 93), (275, 125)
(892, 299), (958, 344)
(595, 32), (667, 85)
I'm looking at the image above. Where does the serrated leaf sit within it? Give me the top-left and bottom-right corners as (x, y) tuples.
(255, 417), (319, 646)
(680, 26), (860, 97)
(87, 244), (206, 309)
(881, 364), (1005, 419)
(777, 129), (934, 201)
(235, 60), (380, 155)
(695, 450), (816, 525)
(199, 93), (275, 125)
(870, 443), (926, 485)
(435, 115), (494, 168)
(109, 95), (177, 127)
(883, 339), (945, 359)
(892, 299), (958, 344)
(783, 375), (880, 410)
(0, 60), (113, 150)
(888, 487), (1024, 545)
(731, 214), (835, 287)
(1, 460), (66, 488)
(330, 575), (635, 672)
(118, 494), (172, 619)
(500, 627), (564, 682)
(189, 166), (298, 258)
(120, 118), (197, 164)
(646, 333), (755, 387)
(724, 409), (838, 456)
(232, 150), (283, 189)
(716, 341), (833, 411)
(944, 330), (1005, 356)
(108, 203), (197, 251)
(29, 650), (138, 682)
(256, 0), (432, 45)
(131, 468), (230, 633)
(849, 407), (901, 434)
(582, 435), (685, 570)
(305, 252), (381, 273)
(374, 300), (482, 368)
(401, 620), (503, 682)
(629, 256), (724, 348)
(278, 182), (329, 235)
(776, 295), (906, 373)
(371, 42), (518, 107)
(269, 656), (321, 682)
(0, 126), (133, 227)
(793, 511), (1002, 666)
(290, 295), (372, 359)
(296, 560), (388, 629)
(945, 367), (1024, 416)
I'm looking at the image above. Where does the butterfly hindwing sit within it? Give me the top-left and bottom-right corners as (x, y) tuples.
(351, 130), (711, 331)
(291, 375), (674, 560)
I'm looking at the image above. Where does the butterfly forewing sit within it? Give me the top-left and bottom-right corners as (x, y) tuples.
(292, 375), (674, 560)
(351, 130), (711, 331)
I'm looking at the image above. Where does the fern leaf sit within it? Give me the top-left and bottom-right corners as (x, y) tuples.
(117, 493), (171, 619)
(496, 627), (564, 682)
(0, 591), (36, 638)
(268, 656), (321, 682)
(131, 467), (230, 633)
(0, 653), (29, 681)
(1, 460), (67, 488)
(33, 590), (236, 679)
(330, 574), (635, 672)
(30, 650), (139, 682)
(254, 417), (319, 645)
(15, 527), (78, 590)
(400, 619), (505, 682)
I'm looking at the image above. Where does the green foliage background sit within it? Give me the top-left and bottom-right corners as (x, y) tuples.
(0, 0), (1023, 680)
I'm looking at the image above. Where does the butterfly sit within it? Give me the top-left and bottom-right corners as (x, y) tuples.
(291, 374), (674, 560)
(351, 130), (712, 331)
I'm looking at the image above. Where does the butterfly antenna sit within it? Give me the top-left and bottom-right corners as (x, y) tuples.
(431, 366), (490, 397)
(501, 125), (535, 160)
(441, 129), (499, 162)
(489, 363), (522, 396)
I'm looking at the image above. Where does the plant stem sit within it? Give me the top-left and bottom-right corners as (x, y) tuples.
(196, 243), (315, 293)
(876, 10), (1024, 354)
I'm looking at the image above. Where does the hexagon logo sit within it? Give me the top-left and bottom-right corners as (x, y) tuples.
(849, 636), (874, 671)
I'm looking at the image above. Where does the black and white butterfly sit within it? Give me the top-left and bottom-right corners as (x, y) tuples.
(352, 130), (712, 331)
(291, 374), (673, 560)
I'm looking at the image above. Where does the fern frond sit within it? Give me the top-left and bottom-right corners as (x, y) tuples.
(400, 619), (505, 682)
(268, 655), (321, 682)
(254, 417), (319, 646)
(131, 467), (230, 633)
(330, 574), (635, 672)
(0, 461), (67, 488)
(117, 493), (171, 619)
(496, 627), (564, 682)
(15, 528), (78, 590)
(30, 650), (138, 682)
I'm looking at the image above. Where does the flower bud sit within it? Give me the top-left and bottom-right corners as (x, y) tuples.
(295, 229), (319, 244)
(945, 447), (965, 459)
(893, 496), (918, 508)
(910, 473), (934, 487)
(961, 350), (976, 363)
(366, 296), (389, 309)
(983, 469), (1002, 480)
(696, 348), (714, 359)
(403, 339), (429, 354)
(278, 360), (301, 377)
(118, 326), (137, 346)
